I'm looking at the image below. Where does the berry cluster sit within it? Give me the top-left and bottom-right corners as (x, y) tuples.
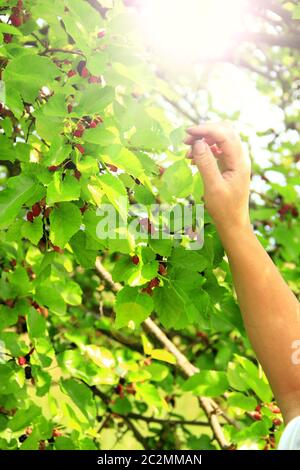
(67, 60), (102, 85)
(131, 254), (167, 295)
(17, 347), (34, 368)
(250, 403), (282, 427)
(26, 200), (44, 223)
(4, 1), (29, 43)
(48, 163), (82, 182)
(142, 277), (160, 296)
(113, 378), (136, 401)
(278, 203), (298, 219)
(71, 115), (103, 156)
(18, 427), (62, 447)
(106, 163), (118, 172)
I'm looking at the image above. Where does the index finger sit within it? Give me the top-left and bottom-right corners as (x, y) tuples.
(185, 122), (244, 171)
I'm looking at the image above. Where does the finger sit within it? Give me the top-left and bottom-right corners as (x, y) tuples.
(185, 123), (243, 171)
(192, 139), (222, 187)
(185, 134), (222, 147)
(184, 137), (223, 156)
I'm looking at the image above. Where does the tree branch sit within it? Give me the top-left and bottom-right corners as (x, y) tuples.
(161, 95), (199, 125)
(95, 258), (232, 449)
(124, 412), (210, 427)
(122, 416), (150, 449)
(40, 48), (85, 57)
(86, 0), (108, 18)
(91, 385), (150, 449)
(143, 317), (198, 377)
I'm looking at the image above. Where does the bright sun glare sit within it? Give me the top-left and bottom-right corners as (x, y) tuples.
(140, 0), (244, 64)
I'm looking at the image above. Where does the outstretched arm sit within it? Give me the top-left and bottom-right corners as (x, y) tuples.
(184, 123), (300, 424)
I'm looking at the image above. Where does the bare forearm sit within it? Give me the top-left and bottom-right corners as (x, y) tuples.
(185, 123), (300, 422)
(218, 223), (300, 420)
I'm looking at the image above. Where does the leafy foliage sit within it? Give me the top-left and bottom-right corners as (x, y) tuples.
(0, 0), (299, 451)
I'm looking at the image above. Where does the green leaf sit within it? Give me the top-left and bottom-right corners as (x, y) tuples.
(7, 266), (30, 296)
(111, 397), (132, 415)
(54, 436), (76, 450)
(144, 363), (169, 382)
(227, 362), (249, 392)
(97, 173), (128, 220)
(0, 135), (15, 161)
(134, 184), (156, 205)
(47, 173), (81, 204)
(27, 307), (46, 339)
(57, 349), (117, 386)
(130, 125), (169, 151)
(161, 160), (193, 198)
(60, 378), (96, 423)
(235, 356), (272, 403)
(150, 349), (176, 364)
(32, 367), (52, 397)
(3, 55), (60, 103)
(8, 405), (42, 432)
(170, 247), (208, 272)
(35, 283), (66, 316)
(19, 434), (39, 450)
(21, 217), (43, 245)
(81, 345), (115, 368)
(149, 239), (173, 257)
(0, 305), (18, 330)
(126, 369), (151, 382)
(77, 86), (114, 114)
(87, 51), (109, 76)
(182, 371), (229, 397)
(114, 287), (153, 329)
(60, 280), (82, 306)
(153, 285), (188, 330)
(227, 392), (257, 411)
(0, 23), (23, 35)
(0, 175), (34, 228)
(112, 257), (158, 287)
(104, 145), (144, 180)
(135, 383), (168, 410)
(49, 202), (82, 248)
(0, 362), (25, 395)
(83, 126), (116, 145)
(69, 231), (98, 268)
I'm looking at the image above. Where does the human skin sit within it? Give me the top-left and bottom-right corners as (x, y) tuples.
(184, 122), (300, 424)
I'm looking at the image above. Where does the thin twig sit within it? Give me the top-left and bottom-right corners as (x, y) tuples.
(40, 48), (85, 57)
(95, 258), (233, 449)
(162, 95), (199, 125)
(91, 385), (150, 449)
(124, 412), (210, 427)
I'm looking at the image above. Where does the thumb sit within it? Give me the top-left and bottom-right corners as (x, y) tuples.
(192, 139), (221, 187)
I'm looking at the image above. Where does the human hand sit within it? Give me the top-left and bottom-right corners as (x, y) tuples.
(184, 122), (251, 234)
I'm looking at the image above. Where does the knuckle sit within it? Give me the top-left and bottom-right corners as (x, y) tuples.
(198, 154), (214, 169)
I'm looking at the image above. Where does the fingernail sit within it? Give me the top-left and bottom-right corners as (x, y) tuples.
(186, 127), (194, 134)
